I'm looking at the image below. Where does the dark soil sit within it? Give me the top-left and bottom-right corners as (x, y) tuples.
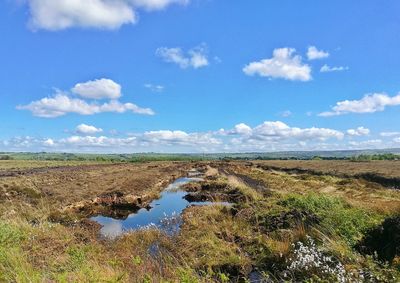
(356, 215), (400, 263)
(261, 209), (321, 232)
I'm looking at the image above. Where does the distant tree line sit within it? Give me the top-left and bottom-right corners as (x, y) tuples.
(1, 152), (399, 162)
(0, 155), (13, 160)
(349, 153), (400, 162)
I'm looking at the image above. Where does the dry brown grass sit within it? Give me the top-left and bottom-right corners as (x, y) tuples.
(253, 160), (400, 178)
(0, 161), (190, 211)
(0, 160), (102, 170)
(213, 161), (400, 215)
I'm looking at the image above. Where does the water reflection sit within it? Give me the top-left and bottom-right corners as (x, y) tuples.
(91, 176), (230, 239)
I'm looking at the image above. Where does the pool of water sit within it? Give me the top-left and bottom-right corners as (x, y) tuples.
(91, 176), (229, 238)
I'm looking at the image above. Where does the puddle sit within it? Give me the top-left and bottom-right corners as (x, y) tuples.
(91, 175), (230, 239)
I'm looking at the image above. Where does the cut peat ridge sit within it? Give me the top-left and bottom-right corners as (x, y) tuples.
(91, 171), (230, 238)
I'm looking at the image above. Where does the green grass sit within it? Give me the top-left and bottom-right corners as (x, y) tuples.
(280, 193), (385, 246)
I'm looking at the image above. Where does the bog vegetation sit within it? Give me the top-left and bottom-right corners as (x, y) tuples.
(0, 159), (399, 282)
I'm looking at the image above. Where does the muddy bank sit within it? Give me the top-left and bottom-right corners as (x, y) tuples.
(61, 175), (179, 219)
(62, 191), (155, 219)
(0, 162), (191, 210)
(356, 215), (400, 263)
(182, 180), (250, 203)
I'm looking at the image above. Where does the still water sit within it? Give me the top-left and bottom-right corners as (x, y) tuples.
(91, 176), (229, 238)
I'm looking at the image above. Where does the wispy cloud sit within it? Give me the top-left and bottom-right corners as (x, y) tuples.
(156, 44), (209, 69)
(320, 64), (349, 73)
(380, 132), (400, 137)
(131, 0), (189, 11)
(144, 83), (165, 93)
(279, 110), (292, 117)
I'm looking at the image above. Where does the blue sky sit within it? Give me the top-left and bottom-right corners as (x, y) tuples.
(1, 0), (400, 153)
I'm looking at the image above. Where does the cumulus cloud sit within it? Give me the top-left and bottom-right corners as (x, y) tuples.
(43, 138), (55, 146)
(347, 127), (370, 136)
(76, 124), (103, 135)
(319, 93), (400, 117)
(320, 64), (349, 73)
(2, 120), (391, 153)
(142, 130), (221, 146)
(27, 0), (136, 31)
(243, 48), (311, 81)
(17, 93), (154, 118)
(307, 46), (329, 60)
(26, 0), (189, 30)
(220, 121), (344, 142)
(72, 78), (121, 99)
(232, 123), (253, 136)
(156, 45), (209, 69)
(17, 79), (154, 118)
(252, 121), (344, 141)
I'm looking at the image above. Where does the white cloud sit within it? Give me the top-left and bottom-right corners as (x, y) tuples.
(60, 135), (137, 147)
(243, 48), (311, 81)
(156, 45), (209, 69)
(142, 130), (221, 146)
(380, 132), (400, 137)
(1, 121), (392, 153)
(233, 123), (253, 136)
(251, 121), (344, 141)
(220, 121), (344, 142)
(347, 127), (370, 136)
(72, 78), (121, 99)
(319, 93), (400, 117)
(27, 0), (136, 31)
(17, 93), (154, 118)
(76, 124), (103, 135)
(144, 83), (165, 92)
(26, 0), (189, 30)
(43, 138), (55, 146)
(130, 0), (188, 11)
(280, 110), (292, 117)
(307, 46), (329, 60)
(320, 64), (349, 73)
(18, 79), (154, 118)
(394, 137), (400, 143)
